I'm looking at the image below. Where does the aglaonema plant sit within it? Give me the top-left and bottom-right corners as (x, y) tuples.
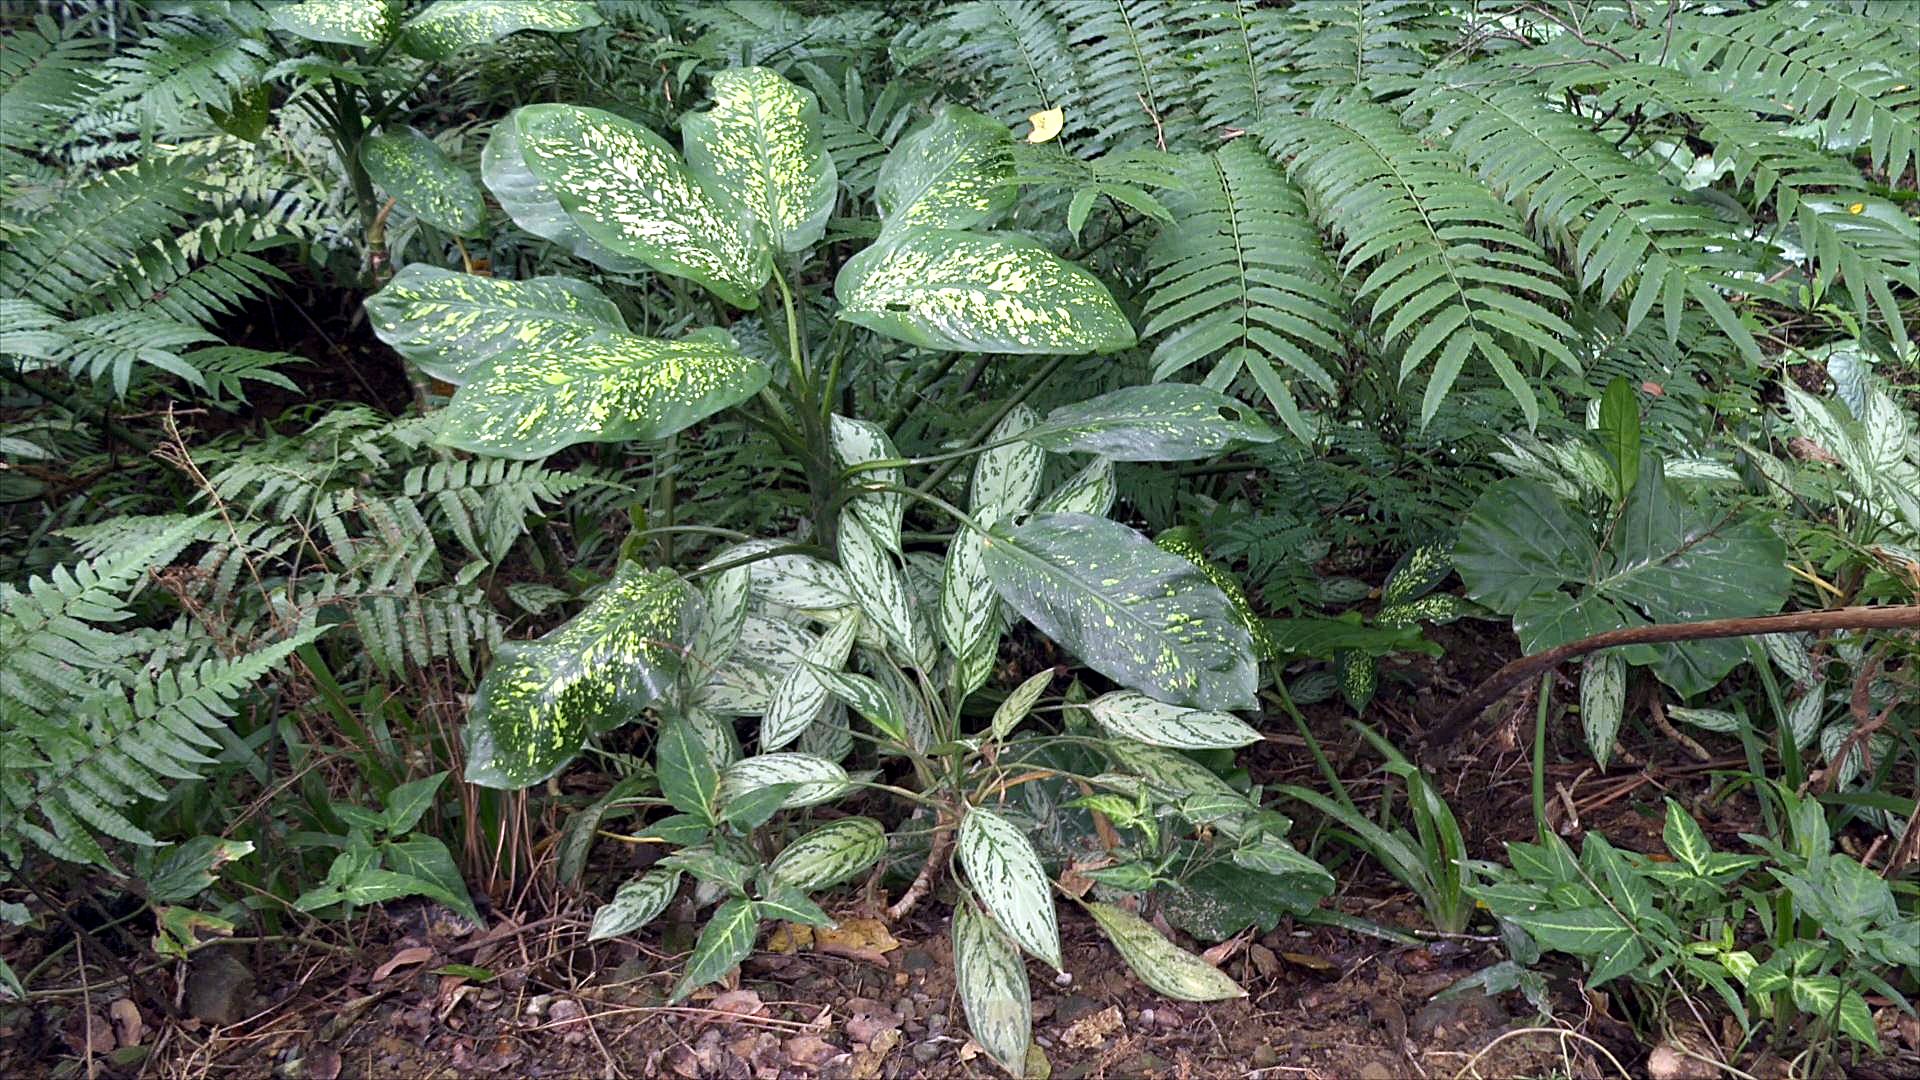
(365, 68), (1332, 1074)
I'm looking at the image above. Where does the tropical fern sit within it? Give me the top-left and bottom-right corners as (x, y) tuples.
(102, 8), (269, 130)
(912, 0), (1083, 135)
(1056, 0), (1193, 153)
(1177, 0), (1298, 135)
(0, 16), (104, 187)
(1283, 0), (1456, 99)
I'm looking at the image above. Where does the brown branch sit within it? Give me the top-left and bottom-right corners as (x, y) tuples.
(1420, 606), (1920, 749)
(886, 818), (954, 923)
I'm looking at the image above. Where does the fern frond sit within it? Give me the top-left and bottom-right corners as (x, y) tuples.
(404, 457), (618, 564)
(1261, 100), (1578, 426)
(1143, 143), (1345, 439)
(95, 225), (290, 328)
(915, 0), (1083, 132)
(1057, 0), (1193, 152)
(1178, 0), (1298, 134)
(45, 311), (216, 396)
(102, 13), (268, 129)
(801, 66), (920, 201)
(1286, 0), (1456, 99)
(0, 158), (205, 312)
(0, 15), (104, 183)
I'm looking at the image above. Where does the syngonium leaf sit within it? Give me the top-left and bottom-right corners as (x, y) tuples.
(360, 128), (484, 236)
(875, 104), (1015, 232)
(365, 264), (627, 386)
(399, 0), (601, 61)
(1455, 456), (1790, 695)
(980, 513), (1258, 710)
(465, 565), (701, 789)
(1021, 385), (1281, 461)
(681, 67), (837, 254)
(502, 104), (769, 307)
(433, 332), (769, 459)
(835, 227), (1135, 355)
(271, 0), (398, 46)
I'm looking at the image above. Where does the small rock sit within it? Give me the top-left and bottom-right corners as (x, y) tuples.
(911, 1041), (944, 1064)
(925, 1012), (947, 1036)
(1251, 1045), (1280, 1069)
(846, 1012), (898, 1045)
(1054, 994), (1103, 1025)
(1647, 1043), (1718, 1080)
(1358, 1062), (1398, 1080)
(185, 949), (255, 1026)
(1138, 1008), (1155, 1026)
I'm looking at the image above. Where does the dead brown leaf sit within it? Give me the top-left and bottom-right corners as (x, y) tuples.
(371, 945), (434, 983)
(108, 997), (143, 1048)
(784, 1034), (843, 1070)
(708, 988), (766, 1022)
(1060, 1004), (1123, 1050)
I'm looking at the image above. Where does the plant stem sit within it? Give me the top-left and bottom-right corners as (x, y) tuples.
(917, 354), (1068, 496)
(1532, 671), (1552, 843)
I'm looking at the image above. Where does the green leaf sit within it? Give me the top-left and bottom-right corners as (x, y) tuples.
(399, 0), (601, 61)
(762, 617), (858, 750)
(959, 807), (1061, 971)
(503, 104), (769, 307)
(466, 565), (701, 788)
(658, 712), (722, 823)
(755, 881), (834, 927)
(144, 838), (254, 904)
(990, 670), (1053, 742)
(1507, 907), (1633, 956)
(837, 514), (919, 664)
(875, 104), (1015, 232)
(941, 530), (998, 698)
(662, 847), (755, 893)
(768, 817), (888, 892)
(433, 332), (769, 459)
(1579, 651), (1626, 770)
(1597, 376), (1641, 502)
(382, 771), (448, 835)
(383, 835), (480, 923)
(1085, 901), (1246, 1001)
(980, 513), (1258, 710)
(1104, 741), (1248, 824)
(835, 228), (1135, 355)
(481, 121), (650, 273)
(360, 128), (483, 237)
(972, 405), (1045, 526)
(681, 67), (837, 254)
(721, 753), (849, 809)
(669, 897), (757, 1004)
(1661, 799), (1716, 878)
(814, 669), (906, 743)
(1086, 691), (1259, 749)
(952, 896), (1032, 1077)
(1022, 385), (1279, 461)
(271, 0), (397, 46)
(365, 265), (626, 386)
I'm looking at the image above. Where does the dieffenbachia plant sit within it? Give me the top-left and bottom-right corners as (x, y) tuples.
(365, 67), (1330, 1075)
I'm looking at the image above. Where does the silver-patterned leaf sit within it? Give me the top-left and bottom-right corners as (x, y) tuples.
(990, 670), (1052, 741)
(1024, 385), (1279, 461)
(798, 700), (853, 762)
(835, 227), (1135, 354)
(365, 264), (625, 385)
(681, 67), (837, 254)
(507, 104), (769, 307)
(1085, 901), (1246, 1001)
(481, 121), (649, 273)
(271, 0), (397, 46)
(813, 668), (906, 742)
(669, 896), (757, 1004)
(838, 513), (918, 664)
(709, 542), (853, 612)
(692, 565), (752, 674)
(721, 753), (849, 808)
(679, 705), (741, 768)
(980, 513), (1258, 710)
(942, 531), (999, 699)
(1035, 457), (1116, 516)
(360, 127), (483, 236)
(866, 655), (934, 752)
(831, 414), (903, 554)
(958, 807), (1061, 970)
(769, 817), (888, 891)
(1086, 691), (1260, 749)
(588, 866), (682, 941)
(1785, 688), (1824, 751)
(875, 104), (1014, 231)
(1579, 651), (1626, 769)
(762, 617), (858, 750)
(434, 332), (769, 459)
(1104, 741), (1248, 824)
(400, 0), (601, 61)
(972, 405), (1044, 527)
(952, 896), (1032, 1076)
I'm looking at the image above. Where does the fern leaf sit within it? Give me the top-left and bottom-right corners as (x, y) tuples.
(1057, 0), (1192, 152)
(1179, 0), (1297, 134)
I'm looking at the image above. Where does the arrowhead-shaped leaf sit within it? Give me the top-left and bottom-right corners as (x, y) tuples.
(433, 331), (768, 459)
(681, 67), (837, 254)
(875, 104), (1014, 232)
(272, 0), (397, 46)
(980, 513), (1258, 710)
(365, 265), (626, 385)
(959, 807), (1061, 971)
(360, 128), (483, 236)
(1023, 385), (1280, 461)
(399, 0), (601, 61)
(835, 227), (1134, 354)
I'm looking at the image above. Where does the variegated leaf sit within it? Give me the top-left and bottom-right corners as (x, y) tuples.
(838, 513), (918, 664)
(972, 405), (1044, 527)
(958, 807), (1061, 970)
(481, 121), (648, 273)
(507, 104), (769, 307)
(941, 530), (999, 698)
(669, 897), (757, 1004)
(952, 896), (1032, 1076)
(692, 565), (752, 674)
(360, 127), (483, 236)
(1086, 691), (1260, 749)
(866, 656), (934, 752)
(814, 668), (906, 743)
(1579, 651), (1626, 769)
(798, 700), (853, 762)
(1104, 741), (1248, 824)
(831, 414), (903, 553)
(698, 614), (816, 715)
(588, 867), (682, 941)
(1085, 902), (1246, 1001)
(835, 228), (1135, 354)
(271, 0), (397, 46)
(721, 753), (849, 808)
(1036, 457), (1116, 516)
(980, 513), (1258, 710)
(1024, 385), (1279, 461)
(769, 817), (887, 891)
(708, 542), (853, 612)
(762, 617), (858, 750)
(399, 0), (601, 61)
(465, 565), (700, 788)
(681, 67), (837, 254)
(365, 265), (625, 385)
(875, 104), (1015, 231)
(991, 670), (1052, 741)
(434, 333), (768, 459)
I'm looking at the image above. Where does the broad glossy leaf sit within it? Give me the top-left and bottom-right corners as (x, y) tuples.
(952, 897), (1031, 1076)
(1085, 901), (1245, 1001)
(360, 128), (483, 236)
(755, 881), (833, 927)
(762, 617), (858, 750)
(1086, 691), (1259, 749)
(831, 414), (902, 553)
(365, 265), (625, 385)
(1023, 385), (1279, 461)
(875, 104), (1015, 231)
(972, 405), (1044, 527)
(589, 867), (682, 941)
(1036, 456), (1116, 516)
(382, 836), (480, 923)
(399, 0), (601, 60)
(1508, 907), (1633, 956)
(434, 332), (768, 459)
(835, 228), (1135, 355)
(670, 897), (757, 1004)
(959, 807), (1061, 970)
(721, 753), (848, 809)
(981, 513), (1258, 710)
(1579, 651), (1625, 769)
(481, 122), (649, 273)
(681, 67), (837, 254)
(465, 565), (700, 788)
(508, 104), (769, 307)
(271, 0), (397, 46)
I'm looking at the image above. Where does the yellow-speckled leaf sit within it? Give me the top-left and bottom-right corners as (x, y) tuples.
(875, 104), (1015, 232)
(979, 513), (1258, 710)
(835, 227), (1134, 355)
(507, 104), (769, 308)
(433, 332), (769, 459)
(681, 67), (837, 254)
(1085, 901), (1246, 1001)
(271, 0), (398, 46)
(360, 127), (484, 236)
(481, 121), (649, 274)
(365, 265), (626, 385)
(953, 897), (1032, 1076)
(399, 0), (601, 61)
(465, 564), (700, 789)
(1024, 385), (1280, 461)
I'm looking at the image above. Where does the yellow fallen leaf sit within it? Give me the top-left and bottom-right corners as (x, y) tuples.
(766, 924), (813, 953)
(817, 917), (899, 956)
(1848, 202), (1865, 214)
(1026, 106), (1065, 144)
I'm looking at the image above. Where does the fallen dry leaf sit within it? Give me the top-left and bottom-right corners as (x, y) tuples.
(815, 918), (899, 965)
(108, 997), (143, 1048)
(372, 945), (434, 983)
(1060, 1004), (1123, 1050)
(707, 988), (766, 1022)
(784, 1034), (843, 1070)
